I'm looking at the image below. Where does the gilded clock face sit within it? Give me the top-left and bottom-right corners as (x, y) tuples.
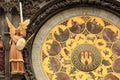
(41, 16), (120, 80)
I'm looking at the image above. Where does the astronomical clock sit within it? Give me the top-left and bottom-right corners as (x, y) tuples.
(30, 1), (120, 80)
(1, 0), (120, 80)
(40, 16), (120, 80)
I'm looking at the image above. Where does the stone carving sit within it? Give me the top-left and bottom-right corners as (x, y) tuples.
(6, 17), (30, 74)
(0, 36), (4, 74)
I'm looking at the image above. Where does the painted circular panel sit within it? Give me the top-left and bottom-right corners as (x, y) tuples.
(41, 16), (120, 80)
(112, 41), (120, 56)
(112, 58), (120, 73)
(72, 44), (101, 72)
(103, 73), (119, 80)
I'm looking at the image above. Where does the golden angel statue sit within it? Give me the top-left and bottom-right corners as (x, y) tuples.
(6, 17), (30, 74)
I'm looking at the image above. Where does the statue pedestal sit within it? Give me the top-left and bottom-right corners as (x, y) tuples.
(11, 74), (24, 80)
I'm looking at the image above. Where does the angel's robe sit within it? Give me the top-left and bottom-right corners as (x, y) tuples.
(9, 34), (25, 74)
(5, 16), (29, 74)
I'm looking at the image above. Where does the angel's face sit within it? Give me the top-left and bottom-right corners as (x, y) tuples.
(15, 29), (20, 36)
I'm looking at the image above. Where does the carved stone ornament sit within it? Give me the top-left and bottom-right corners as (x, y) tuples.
(0, 37), (4, 74)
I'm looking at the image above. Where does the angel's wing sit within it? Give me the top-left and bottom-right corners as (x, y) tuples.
(6, 17), (15, 38)
(18, 19), (30, 30)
